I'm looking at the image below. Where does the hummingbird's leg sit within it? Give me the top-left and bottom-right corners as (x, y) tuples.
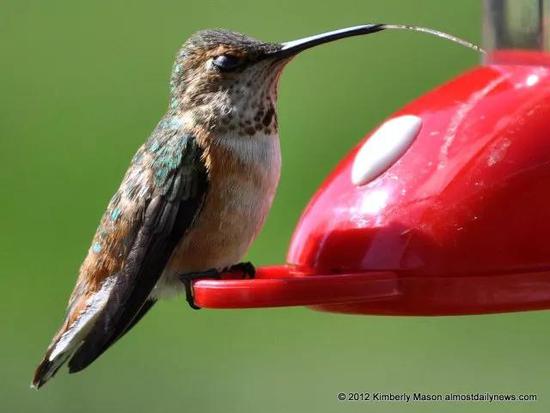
(227, 262), (256, 279)
(179, 269), (221, 310)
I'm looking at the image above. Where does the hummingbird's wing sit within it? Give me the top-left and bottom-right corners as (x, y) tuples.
(32, 130), (208, 388)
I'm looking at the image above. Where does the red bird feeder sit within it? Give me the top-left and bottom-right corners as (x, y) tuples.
(194, 0), (550, 315)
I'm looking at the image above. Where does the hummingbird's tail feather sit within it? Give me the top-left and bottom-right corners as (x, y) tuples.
(68, 299), (157, 373)
(31, 277), (117, 389)
(32, 284), (158, 388)
(32, 351), (69, 390)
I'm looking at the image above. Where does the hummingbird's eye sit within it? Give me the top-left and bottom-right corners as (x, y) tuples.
(212, 54), (243, 72)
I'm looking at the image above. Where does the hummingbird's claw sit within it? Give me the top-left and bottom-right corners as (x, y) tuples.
(181, 278), (201, 310)
(228, 262), (256, 278)
(179, 263), (255, 309)
(179, 269), (221, 310)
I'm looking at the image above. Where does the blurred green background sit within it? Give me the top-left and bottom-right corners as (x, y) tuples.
(1, 0), (547, 412)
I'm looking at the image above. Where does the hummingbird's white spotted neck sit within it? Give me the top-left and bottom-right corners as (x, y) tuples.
(217, 62), (282, 138)
(171, 58), (284, 139)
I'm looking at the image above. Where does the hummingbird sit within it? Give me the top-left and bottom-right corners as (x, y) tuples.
(32, 24), (482, 389)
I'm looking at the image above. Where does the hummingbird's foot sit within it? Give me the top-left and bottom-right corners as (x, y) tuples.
(179, 269), (221, 310)
(228, 262), (256, 279)
(179, 264), (255, 309)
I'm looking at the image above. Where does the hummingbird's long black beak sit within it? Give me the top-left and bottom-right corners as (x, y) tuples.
(268, 24), (385, 59)
(265, 23), (484, 60)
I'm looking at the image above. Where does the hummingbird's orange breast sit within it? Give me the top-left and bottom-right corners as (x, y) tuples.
(153, 131), (281, 298)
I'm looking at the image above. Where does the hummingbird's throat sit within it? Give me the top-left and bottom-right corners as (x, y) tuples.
(178, 60), (282, 136)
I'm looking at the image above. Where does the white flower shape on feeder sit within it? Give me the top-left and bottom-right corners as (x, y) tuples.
(351, 115), (422, 186)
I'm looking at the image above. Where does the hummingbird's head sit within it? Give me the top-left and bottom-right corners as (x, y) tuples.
(168, 25), (388, 135)
(169, 29), (286, 135)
